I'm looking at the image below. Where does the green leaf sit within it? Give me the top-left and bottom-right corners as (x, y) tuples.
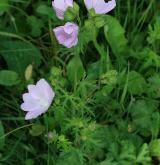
(87, 61), (100, 80)
(136, 143), (151, 164)
(0, 70), (20, 86)
(119, 141), (136, 162)
(149, 139), (160, 158)
(29, 124), (45, 136)
(36, 4), (56, 20)
(99, 158), (118, 165)
(148, 74), (160, 98)
(139, 48), (160, 71)
(130, 100), (155, 126)
(130, 100), (158, 136)
(25, 159), (34, 165)
(27, 16), (44, 37)
(57, 148), (84, 165)
(147, 16), (160, 44)
(67, 55), (85, 83)
(104, 15), (128, 57)
(128, 71), (147, 95)
(0, 41), (41, 76)
(102, 141), (136, 165)
(77, 80), (97, 98)
(0, 0), (9, 14)
(82, 19), (97, 44)
(0, 121), (5, 150)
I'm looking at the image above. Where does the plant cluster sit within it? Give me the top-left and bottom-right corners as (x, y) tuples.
(0, 0), (160, 165)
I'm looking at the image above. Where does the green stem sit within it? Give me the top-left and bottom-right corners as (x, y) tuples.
(48, 19), (57, 60)
(93, 39), (105, 76)
(120, 63), (130, 110)
(0, 123), (33, 139)
(0, 31), (28, 42)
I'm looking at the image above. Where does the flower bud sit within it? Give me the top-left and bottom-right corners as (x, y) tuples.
(64, 2), (79, 21)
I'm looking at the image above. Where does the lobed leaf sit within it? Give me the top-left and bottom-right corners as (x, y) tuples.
(0, 41), (41, 77)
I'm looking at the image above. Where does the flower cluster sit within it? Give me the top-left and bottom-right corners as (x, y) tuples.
(53, 0), (116, 48)
(21, 0), (116, 120)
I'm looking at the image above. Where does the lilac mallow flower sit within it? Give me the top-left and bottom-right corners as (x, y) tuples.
(52, 0), (73, 20)
(53, 22), (79, 48)
(21, 79), (55, 120)
(84, 0), (116, 14)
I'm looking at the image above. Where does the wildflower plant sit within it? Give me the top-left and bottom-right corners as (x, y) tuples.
(0, 0), (160, 165)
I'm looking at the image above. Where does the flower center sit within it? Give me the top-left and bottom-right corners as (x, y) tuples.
(38, 97), (49, 109)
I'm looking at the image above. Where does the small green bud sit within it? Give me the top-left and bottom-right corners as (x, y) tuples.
(58, 135), (65, 142)
(50, 67), (61, 77)
(100, 70), (117, 85)
(64, 2), (79, 21)
(81, 135), (87, 141)
(25, 64), (33, 81)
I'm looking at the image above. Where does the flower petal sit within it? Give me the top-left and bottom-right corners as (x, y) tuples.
(95, 0), (116, 14)
(25, 109), (45, 120)
(21, 102), (41, 112)
(84, 0), (93, 10)
(28, 84), (45, 100)
(53, 27), (69, 44)
(36, 79), (55, 103)
(22, 93), (34, 102)
(65, 0), (73, 7)
(52, 0), (66, 11)
(53, 22), (79, 48)
(84, 0), (116, 14)
(64, 22), (78, 34)
(54, 7), (64, 19)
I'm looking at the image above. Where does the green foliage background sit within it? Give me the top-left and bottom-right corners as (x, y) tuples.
(0, 0), (160, 164)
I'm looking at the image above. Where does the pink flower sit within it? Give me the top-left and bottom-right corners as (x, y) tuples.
(84, 0), (116, 14)
(53, 22), (79, 48)
(52, 0), (73, 20)
(21, 79), (55, 120)
(48, 132), (53, 139)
